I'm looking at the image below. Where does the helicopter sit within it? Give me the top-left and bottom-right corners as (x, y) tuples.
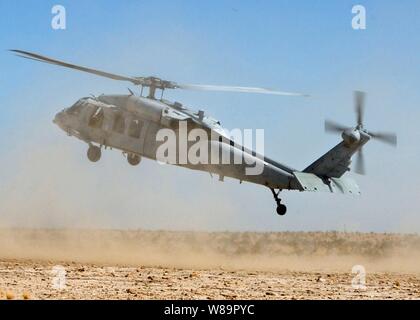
(11, 50), (397, 216)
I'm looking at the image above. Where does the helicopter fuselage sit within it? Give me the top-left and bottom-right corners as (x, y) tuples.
(53, 94), (298, 190)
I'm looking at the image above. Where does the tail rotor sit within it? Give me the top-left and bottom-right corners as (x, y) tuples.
(324, 91), (397, 175)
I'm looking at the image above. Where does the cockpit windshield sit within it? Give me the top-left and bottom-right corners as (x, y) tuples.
(67, 98), (88, 115)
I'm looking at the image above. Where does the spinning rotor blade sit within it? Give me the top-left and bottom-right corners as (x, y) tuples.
(355, 91), (365, 127)
(324, 90), (397, 177)
(11, 49), (142, 85)
(354, 148), (366, 175)
(368, 131), (397, 146)
(324, 119), (349, 133)
(12, 49), (308, 96)
(177, 83), (308, 97)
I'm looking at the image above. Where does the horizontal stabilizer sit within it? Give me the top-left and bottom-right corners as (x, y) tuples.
(293, 172), (360, 195)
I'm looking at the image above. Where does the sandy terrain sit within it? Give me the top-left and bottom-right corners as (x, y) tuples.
(0, 229), (419, 300)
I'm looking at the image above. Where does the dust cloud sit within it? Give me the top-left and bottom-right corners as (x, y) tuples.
(1, 228), (420, 274)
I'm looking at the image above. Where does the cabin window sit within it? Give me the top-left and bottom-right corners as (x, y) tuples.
(113, 112), (125, 134)
(128, 119), (142, 139)
(88, 106), (104, 129)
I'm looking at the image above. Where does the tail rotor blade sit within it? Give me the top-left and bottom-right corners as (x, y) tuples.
(354, 148), (366, 175)
(324, 120), (348, 133)
(368, 131), (397, 146)
(355, 91), (365, 127)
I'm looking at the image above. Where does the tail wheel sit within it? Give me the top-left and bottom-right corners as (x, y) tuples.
(270, 188), (287, 216)
(127, 154), (141, 166)
(87, 145), (101, 162)
(276, 204), (287, 216)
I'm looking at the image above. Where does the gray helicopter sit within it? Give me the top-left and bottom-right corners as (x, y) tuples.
(12, 50), (397, 216)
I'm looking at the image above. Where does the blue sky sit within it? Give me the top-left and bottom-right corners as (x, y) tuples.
(0, 1), (419, 232)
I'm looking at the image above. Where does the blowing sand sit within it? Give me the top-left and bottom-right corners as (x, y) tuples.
(0, 229), (419, 299)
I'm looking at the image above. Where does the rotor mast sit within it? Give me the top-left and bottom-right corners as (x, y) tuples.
(137, 76), (176, 100)
(148, 86), (156, 99)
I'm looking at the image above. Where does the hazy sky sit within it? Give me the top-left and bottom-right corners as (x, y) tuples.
(0, 1), (419, 232)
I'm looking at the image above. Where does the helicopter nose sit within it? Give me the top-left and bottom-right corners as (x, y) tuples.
(53, 110), (65, 127)
(53, 112), (60, 125)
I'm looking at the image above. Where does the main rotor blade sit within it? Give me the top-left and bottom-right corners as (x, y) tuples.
(12, 50), (308, 97)
(354, 91), (365, 127)
(324, 119), (349, 133)
(354, 148), (366, 175)
(368, 131), (397, 146)
(11, 49), (142, 85)
(177, 83), (309, 96)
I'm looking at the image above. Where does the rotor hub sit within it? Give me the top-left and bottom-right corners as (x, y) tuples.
(342, 128), (361, 146)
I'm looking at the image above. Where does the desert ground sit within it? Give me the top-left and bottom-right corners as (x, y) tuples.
(0, 229), (419, 300)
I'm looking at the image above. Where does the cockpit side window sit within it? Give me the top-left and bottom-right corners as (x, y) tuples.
(88, 106), (104, 129)
(112, 111), (125, 134)
(128, 119), (142, 139)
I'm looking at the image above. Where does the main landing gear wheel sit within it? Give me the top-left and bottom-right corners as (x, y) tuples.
(270, 188), (287, 216)
(87, 145), (101, 162)
(127, 153), (141, 166)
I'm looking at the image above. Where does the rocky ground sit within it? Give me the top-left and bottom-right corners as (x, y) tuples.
(1, 260), (419, 300)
